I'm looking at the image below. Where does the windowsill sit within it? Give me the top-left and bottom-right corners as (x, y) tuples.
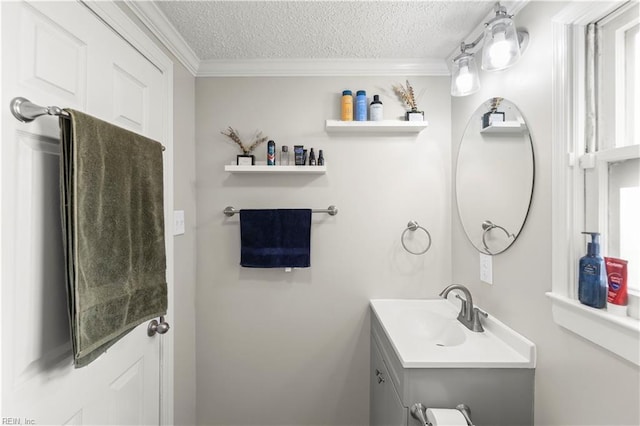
(546, 292), (640, 365)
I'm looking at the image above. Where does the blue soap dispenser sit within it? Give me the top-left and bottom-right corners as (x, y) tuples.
(578, 232), (607, 308)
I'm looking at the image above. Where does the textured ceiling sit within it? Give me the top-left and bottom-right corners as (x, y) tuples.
(155, 1), (494, 61)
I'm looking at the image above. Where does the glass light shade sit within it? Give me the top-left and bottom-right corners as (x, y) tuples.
(482, 16), (521, 71)
(451, 54), (480, 97)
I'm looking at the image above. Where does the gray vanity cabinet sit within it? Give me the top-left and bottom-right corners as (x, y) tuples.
(370, 312), (535, 426)
(371, 338), (406, 426)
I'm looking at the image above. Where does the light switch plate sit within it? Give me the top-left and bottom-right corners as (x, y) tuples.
(480, 253), (493, 285)
(174, 210), (185, 236)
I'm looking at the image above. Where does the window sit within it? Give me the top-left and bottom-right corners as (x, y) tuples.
(584, 3), (640, 293)
(549, 1), (640, 366)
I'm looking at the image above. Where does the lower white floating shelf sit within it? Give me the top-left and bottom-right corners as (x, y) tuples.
(224, 164), (326, 174)
(325, 119), (428, 133)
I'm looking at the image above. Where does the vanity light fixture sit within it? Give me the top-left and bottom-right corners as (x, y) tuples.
(451, 42), (481, 97)
(481, 2), (529, 71)
(450, 2), (529, 96)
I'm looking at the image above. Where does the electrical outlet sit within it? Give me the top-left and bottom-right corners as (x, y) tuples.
(480, 253), (493, 285)
(174, 210), (185, 236)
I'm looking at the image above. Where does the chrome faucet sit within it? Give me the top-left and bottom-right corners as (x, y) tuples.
(439, 284), (487, 332)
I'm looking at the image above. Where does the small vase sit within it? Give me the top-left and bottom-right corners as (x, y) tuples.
(237, 154), (255, 166)
(482, 110), (505, 128)
(406, 108), (424, 122)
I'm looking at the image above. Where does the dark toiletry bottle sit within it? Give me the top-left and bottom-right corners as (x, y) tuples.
(267, 140), (276, 165)
(578, 232), (607, 308)
(294, 145), (304, 165)
(309, 148), (316, 165)
(317, 150), (324, 166)
(302, 149), (308, 165)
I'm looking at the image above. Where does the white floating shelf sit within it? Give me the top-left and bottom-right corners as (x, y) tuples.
(325, 119), (428, 134)
(480, 121), (528, 134)
(225, 164), (326, 174)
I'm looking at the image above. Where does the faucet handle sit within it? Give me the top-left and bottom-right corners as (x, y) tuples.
(474, 307), (488, 318)
(471, 307), (488, 332)
(455, 294), (469, 315)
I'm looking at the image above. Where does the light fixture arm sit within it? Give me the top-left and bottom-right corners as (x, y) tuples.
(453, 1), (516, 62)
(486, 2), (512, 24)
(453, 33), (484, 62)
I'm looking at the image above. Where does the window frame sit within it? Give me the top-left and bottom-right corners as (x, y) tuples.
(548, 1), (640, 366)
(585, 147), (639, 284)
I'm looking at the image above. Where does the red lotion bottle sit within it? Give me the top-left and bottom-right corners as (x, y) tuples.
(605, 257), (628, 316)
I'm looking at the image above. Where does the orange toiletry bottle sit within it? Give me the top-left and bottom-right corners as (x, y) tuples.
(341, 90), (353, 121)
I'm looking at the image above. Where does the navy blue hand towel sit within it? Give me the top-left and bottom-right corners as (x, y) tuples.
(240, 209), (312, 268)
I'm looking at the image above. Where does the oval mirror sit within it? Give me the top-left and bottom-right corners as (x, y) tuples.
(455, 98), (534, 255)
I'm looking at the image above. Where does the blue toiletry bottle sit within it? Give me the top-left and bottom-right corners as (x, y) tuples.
(578, 232), (607, 308)
(355, 90), (367, 121)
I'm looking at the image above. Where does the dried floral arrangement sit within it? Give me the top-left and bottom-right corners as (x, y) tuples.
(221, 127), (268, 155)
(487, 97), (504, 112)
(393, 80), (419, 111)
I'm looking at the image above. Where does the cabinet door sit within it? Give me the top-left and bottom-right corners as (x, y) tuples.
(371, 340), (407, 426)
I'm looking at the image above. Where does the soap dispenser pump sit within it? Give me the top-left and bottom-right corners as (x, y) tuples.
(578, 231), (607, 308)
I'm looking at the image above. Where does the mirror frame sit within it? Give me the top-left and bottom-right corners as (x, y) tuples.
(455, 98), (535, 255)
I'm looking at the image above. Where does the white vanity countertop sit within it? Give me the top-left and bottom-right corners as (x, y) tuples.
(370, 299), (536, 369)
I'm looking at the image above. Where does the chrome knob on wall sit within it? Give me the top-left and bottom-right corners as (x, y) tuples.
(147, 316), (170, 336)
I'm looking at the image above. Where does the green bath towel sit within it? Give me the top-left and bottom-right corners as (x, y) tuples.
(60, 110), (167, 367)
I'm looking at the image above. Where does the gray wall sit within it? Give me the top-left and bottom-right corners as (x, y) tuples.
(451, 2), (640, 425)
(195, 76), (451, 425)
(172, 63), (197, 426)
(127, 2), (640, 425)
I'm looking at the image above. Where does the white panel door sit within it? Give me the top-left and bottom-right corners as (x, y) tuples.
(1, 1), (173, 424)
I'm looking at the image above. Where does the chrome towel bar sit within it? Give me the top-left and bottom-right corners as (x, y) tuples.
(10, 97), (70, 122)
(9, 96), (166, 151)
(223, 205), (338, 217)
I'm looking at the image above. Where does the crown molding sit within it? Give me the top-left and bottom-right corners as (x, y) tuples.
(197, 58), (449, 77)
(123, 2), (450, 77)
(123, 0), (200, 76)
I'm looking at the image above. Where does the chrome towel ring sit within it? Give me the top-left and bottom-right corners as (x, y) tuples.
(401, 220), (432, 255)
(481, 220), (515, 254)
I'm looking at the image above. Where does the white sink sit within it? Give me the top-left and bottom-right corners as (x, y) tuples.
(370, 299), (536, 368)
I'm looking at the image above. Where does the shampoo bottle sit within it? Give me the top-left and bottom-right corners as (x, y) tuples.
(578, 232), (607, 308)
(341, 90), (353, 121)
(355, 90), (367, 121)
(370, 94), (383, 121)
